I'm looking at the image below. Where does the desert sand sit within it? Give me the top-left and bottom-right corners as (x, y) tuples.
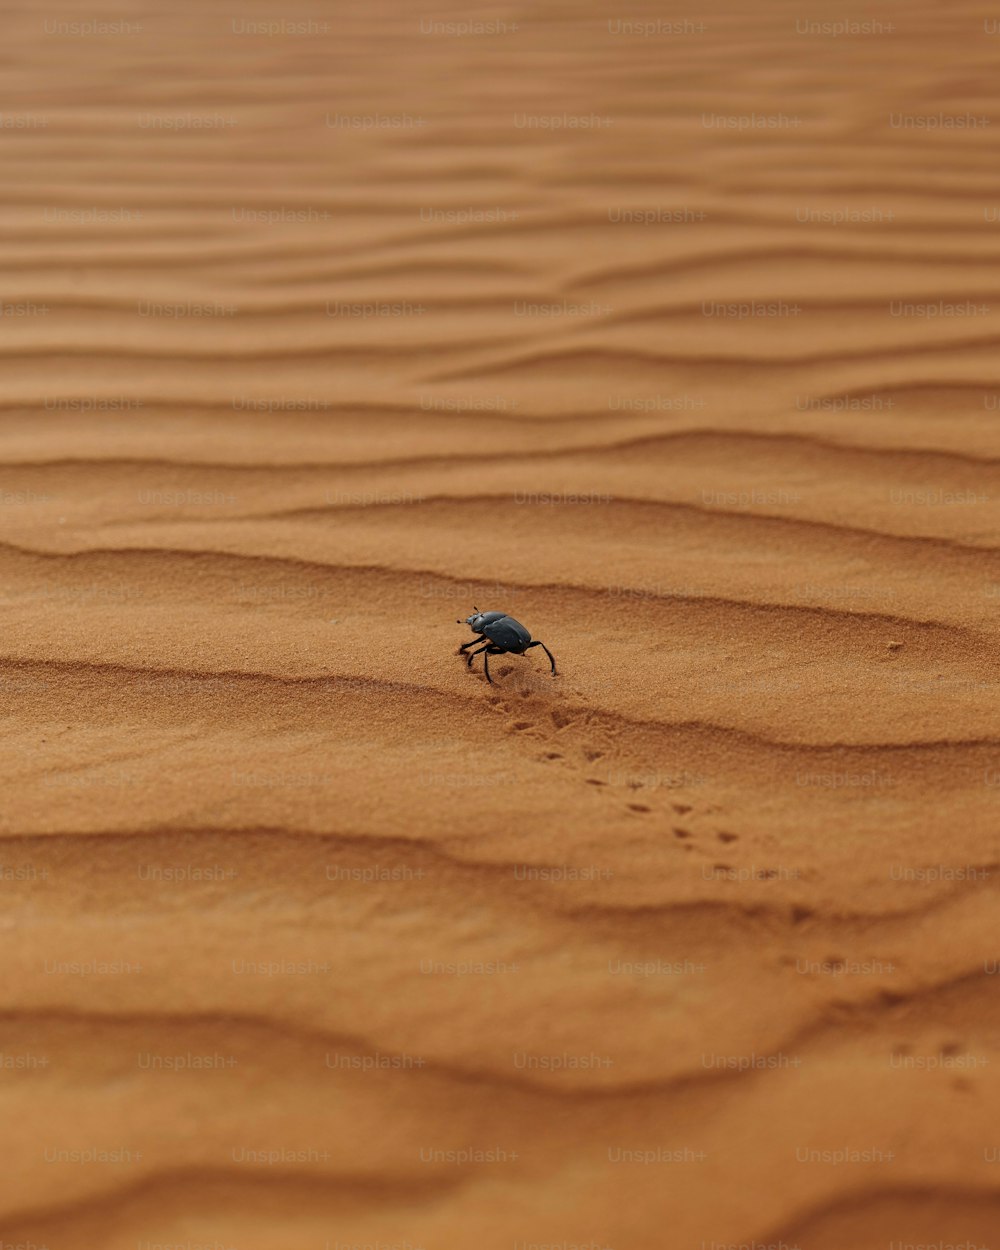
(3, 1), (1000, 1246)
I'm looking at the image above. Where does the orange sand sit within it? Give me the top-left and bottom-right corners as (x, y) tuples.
(3, 1), (1000, 1246)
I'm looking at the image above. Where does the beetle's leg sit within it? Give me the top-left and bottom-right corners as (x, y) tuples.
(525, 640), (558, 675)
(466, 642), (491, 668)
(483, 645), (505, 685)
(458, 634), (487, 652)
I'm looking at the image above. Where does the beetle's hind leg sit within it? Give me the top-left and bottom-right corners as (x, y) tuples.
(524, 640), (558, 675)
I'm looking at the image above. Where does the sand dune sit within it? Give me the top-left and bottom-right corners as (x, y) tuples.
(3, 1), (1000, 1246)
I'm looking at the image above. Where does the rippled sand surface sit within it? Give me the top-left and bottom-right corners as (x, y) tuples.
(4, 2), (1000, 1246)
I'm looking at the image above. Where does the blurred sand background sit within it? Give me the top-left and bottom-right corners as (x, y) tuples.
(3, 1), (1000, 1246)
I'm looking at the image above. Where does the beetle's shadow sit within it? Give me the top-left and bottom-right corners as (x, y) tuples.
(484, 664), (563, 701)
(456, 647), (562, 697)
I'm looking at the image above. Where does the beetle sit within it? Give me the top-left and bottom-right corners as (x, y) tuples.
(456, 607), (558, 684)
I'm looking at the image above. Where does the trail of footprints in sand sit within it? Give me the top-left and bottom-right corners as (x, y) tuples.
(486, 683), (739, 854)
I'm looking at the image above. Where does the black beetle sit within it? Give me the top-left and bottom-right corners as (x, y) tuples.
(456, 607), (558, 684)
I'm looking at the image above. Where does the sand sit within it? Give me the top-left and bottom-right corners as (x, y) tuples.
(3, 1), (1000, 1245)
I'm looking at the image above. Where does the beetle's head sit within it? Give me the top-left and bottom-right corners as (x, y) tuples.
(457, 606), (484, 631)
